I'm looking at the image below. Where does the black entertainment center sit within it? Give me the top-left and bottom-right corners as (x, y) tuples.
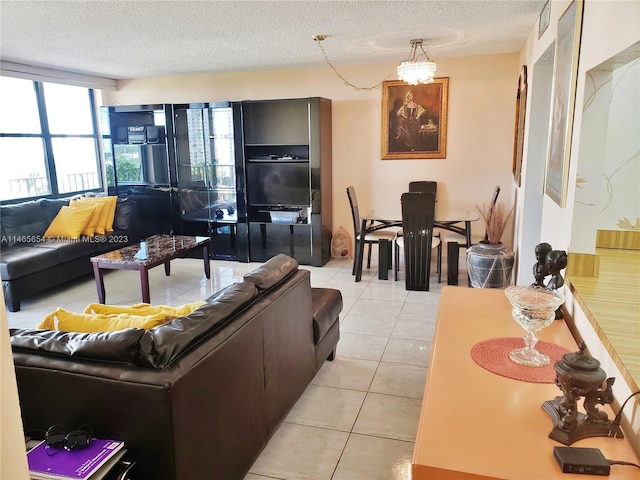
(103, 97), (332, 266)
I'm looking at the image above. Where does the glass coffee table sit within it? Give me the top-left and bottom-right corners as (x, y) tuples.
(90, 235), (210, 304)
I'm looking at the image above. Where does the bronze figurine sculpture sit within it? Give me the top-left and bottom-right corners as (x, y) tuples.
(542, 343), (622, 445)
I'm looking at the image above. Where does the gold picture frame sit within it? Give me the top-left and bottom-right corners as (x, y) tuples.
(381, 78), (449, 160)
(545, 0), (584, 207)
(512, 65), (528, 186)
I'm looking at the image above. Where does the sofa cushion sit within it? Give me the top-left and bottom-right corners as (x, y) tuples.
(113, 198), (138, 232)
(139, 281), (259, 369)
(0, 201), (49, 246)
(43, 204), (96, 239)
(30, 238), (99, 262)
(0, 245), (60, 280)
(10, 328), (145, 364)
(38, 198), (72, 225)
(311, 288), (343, 344)
(243, 254), (299, 291)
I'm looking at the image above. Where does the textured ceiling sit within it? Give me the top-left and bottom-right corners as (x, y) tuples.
(0, 0), (546, 80)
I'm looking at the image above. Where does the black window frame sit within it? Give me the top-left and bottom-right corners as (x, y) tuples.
(0, 78), (103, 204)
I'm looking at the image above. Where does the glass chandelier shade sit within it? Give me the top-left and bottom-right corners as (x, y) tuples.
(397, 39), (437, 85)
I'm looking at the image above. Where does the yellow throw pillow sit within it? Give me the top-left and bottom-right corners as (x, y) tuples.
(37, 302), (206, 332)
(43, 204), (96, 239)
(104, 196), (117, 232)
(38, 308), (170, 332)
(84, 302), (206, 317)
(72, 196), (118, 234)
(76, 202), (106, 236)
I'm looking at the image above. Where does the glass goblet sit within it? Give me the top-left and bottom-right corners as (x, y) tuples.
(504, 286), (564, 367)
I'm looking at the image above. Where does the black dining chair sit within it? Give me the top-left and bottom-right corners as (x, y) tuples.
(409, 181), (438, 196)
(394, 191), (440, 290)
(443, 185), (500, 283)
(396, 181), (442, 280)
(346, 186), (396, 276)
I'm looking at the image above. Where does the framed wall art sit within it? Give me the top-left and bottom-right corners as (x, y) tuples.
(545, 0), (584, 207)
(538, 0), (550, 39)
(512, 65), (528, 186)
(381, 78), (449, 160)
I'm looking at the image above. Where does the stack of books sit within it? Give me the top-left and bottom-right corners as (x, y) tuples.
(27, 438), (126, 480)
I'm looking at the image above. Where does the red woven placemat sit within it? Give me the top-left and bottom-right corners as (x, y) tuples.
(471, 337), (570, 383)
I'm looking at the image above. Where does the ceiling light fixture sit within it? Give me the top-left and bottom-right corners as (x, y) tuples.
(313, 35), (438, 91)
(396, 39), (437, 85)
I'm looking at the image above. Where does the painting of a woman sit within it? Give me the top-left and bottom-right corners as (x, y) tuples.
(381, 78), (448, 159)
(395, 90), (426, 151)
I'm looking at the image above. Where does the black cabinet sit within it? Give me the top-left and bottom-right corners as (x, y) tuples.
(172, 102), (247, 260)
(102, 104), (174, 237)
(242, 98), (332, 266)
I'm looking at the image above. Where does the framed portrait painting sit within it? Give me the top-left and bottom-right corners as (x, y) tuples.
(545, 0), (584, 207)
(381, 78), (449, 160)
(512, 65), (528, 186)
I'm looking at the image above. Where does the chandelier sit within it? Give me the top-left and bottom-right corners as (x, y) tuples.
(396, 39), (437, 85)
(313, 35), (437, 91)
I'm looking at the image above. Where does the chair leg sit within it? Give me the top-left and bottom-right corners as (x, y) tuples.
(394, 241), (399, 281)
(367, 243), (372, 269)
(437, 242), (442, 283)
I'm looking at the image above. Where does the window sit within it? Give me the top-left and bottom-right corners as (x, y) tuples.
(0, 76), (102, 201)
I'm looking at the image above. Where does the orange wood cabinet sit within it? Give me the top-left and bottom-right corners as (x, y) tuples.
(412, 287), (639, 480)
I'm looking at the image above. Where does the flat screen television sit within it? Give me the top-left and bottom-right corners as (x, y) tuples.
(247, 162), (310, 207)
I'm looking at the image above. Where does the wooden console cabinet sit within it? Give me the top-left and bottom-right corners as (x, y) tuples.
(412, 287), (639, 479)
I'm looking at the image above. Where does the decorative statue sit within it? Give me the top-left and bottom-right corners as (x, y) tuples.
(546, 249), (568, 290)
(531, 242), (552, 287)
(542, 343), (621, 445)
(530, 243), (567, 319)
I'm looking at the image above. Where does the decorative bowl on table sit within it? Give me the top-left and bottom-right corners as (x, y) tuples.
(504, 286), (564, 367)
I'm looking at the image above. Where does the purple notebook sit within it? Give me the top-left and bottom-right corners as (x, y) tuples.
(27, 438), (124, 479)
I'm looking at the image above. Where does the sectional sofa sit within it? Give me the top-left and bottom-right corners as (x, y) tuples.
(1, 196), (140, 311)
(10, 254), (343, 480)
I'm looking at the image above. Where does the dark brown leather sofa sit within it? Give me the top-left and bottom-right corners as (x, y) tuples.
(1, 197), (140, 312)
(10, 254), (342, 480)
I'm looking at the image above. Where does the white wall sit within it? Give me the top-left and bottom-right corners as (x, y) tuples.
(102, 53), (519, 249)
(516, 0), (640, 453)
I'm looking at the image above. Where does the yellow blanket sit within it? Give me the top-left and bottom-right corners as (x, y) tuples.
(37, 301), (207, 332)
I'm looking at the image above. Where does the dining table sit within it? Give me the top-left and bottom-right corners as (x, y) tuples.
(353, 207), (480, 285)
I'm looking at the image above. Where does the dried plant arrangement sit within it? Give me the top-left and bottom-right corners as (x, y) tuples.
(476, 201), (514, 245)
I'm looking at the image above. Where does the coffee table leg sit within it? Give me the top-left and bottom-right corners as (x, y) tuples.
(93, 262), (106, 304)
(140, 268), (151, 303)
(203, 244), (211, 279)
(164, 261), (171, 276)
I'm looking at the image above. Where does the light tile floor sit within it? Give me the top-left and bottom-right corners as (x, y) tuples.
(6, 249), (468, 480)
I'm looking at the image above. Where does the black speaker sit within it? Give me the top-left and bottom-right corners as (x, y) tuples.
(115, 127), (128, 144)
(146, 125), (162, 144)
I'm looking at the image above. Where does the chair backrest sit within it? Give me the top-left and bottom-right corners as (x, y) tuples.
(346, 186), (362, 237)
(409, 181), (438, 196)
(401, 192), (437, 289)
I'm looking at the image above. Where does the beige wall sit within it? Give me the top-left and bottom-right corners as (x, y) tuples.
(1, 288), (29, 480)
(102, 53), (520, 249)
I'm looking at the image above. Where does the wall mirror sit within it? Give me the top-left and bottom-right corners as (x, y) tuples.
(569, 41), (640, 391)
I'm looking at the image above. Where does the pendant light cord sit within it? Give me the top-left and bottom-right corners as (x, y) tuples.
(313, 36), (396, 91)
